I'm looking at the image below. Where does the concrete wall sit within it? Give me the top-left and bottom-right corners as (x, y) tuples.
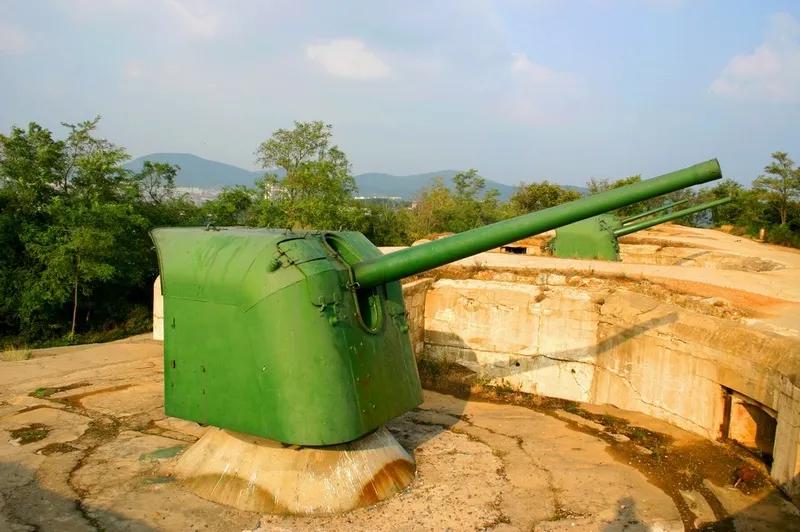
(423, 279), (599, 402)
(415, 277), (800, 498)
(402, 278), (434, 358)
(153, 276), (164, 341)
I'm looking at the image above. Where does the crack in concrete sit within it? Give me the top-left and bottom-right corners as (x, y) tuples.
(592, 364), (716, 437)
(66, 416), (122, 532)
(414, 407), (568, 525)
(15, 384), (167, 531)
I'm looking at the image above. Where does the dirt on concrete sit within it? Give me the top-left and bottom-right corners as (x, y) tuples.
(1, 337), (799, 531)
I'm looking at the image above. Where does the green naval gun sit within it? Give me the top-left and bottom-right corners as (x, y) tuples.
(548, 196), (732, 261)
(151, 159), (724, 447)
(151, 159), (725, 514)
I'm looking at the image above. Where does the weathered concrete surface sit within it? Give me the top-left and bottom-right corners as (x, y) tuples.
(152, 276), (163, 341)
(172, 426), (415, 514)
(381, 225), (800, 502)
(402, 278), (434, 358)
(418, 275), (800, 500)
(2, 338), (799, 530)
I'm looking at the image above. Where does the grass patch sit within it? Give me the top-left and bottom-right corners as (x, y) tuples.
(10, 423), (51, 444)
(1, 347), (33, 361)
(38, 442), (78, 455)
(30, 382), (89, 399)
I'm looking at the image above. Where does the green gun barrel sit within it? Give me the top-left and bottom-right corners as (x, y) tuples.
(352, 159), (722, 288)
(621, 198), (691, 225)
(614, 197), (732, 238)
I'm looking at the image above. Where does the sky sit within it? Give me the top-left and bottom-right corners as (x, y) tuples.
(1, 0), (799, 187)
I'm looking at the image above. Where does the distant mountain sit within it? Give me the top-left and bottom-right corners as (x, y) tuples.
(356, 173), (586, 200)
(354, 171), (522, 201)
(126, 152), (585, 201)
(125, 153), (266, 189)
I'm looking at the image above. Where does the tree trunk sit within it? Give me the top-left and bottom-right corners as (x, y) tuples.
(71, 254), (79, 338)
(71, 277), (78, 338)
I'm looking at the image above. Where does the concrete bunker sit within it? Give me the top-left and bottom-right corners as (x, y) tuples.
(401, 272), (800, 501)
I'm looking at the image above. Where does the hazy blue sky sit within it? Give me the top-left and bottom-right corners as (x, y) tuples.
(1, 1), (799, 186)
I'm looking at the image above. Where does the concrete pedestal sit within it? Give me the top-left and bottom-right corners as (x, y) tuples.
(172, 425), (415, 514)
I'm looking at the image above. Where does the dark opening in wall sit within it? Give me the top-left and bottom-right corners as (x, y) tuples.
(501, 246), (527, 255)
(722, 388), (777, 466)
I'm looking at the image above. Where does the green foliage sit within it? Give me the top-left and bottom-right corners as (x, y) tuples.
(765, 224), (800, 248)
(135, 161), (178, 203)
(697, 179), (766, 230)
(587, 173), (697, 220)
(0, 118), (189, 343)
(409, 170), (504, 239)
(202, 185), (257, 226)
(586, 174), (642, 194)
(510, 181), (581, 215)
(587, 175), (646, 217)
(273, 160), (358, 229)
(360, 204), (413, 246)
(255, 121), (359, 230)
(752, 151), (800, 226)
(256, 120), (348, 175)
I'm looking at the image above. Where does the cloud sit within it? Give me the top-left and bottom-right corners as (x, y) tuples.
(511, 52), (574, 85)
(0, 22), (30, 55)
(498, 52), (584, 124)
(306, 39), (391, 80)
(165, 0), (220, 38)
(710, 12), (800, 103)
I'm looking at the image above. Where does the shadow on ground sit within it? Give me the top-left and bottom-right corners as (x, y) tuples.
(0, 459), (157, 531)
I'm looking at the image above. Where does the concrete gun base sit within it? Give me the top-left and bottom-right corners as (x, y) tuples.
(172, 425), (415, 514)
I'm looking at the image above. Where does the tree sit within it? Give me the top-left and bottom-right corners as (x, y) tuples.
(255, 121), (357, 230)
(510, 181), (581, 215)
(24, 198), (147, 337)
(408, 170), (503, 239)
(586, 175), (641, 195)
(409, 177), (457, 239)
(0, 123), (68, 337)
(256, 120), (349, 176)
(753, 151), (800, 226)
(586, 173), (696, 218)
(203, 185), (257, 226)
(360, 204), (413, 246)
(0, 123), (66, 210)
(60, 117), (130, 198)
(0, 118), (158, 342)
(449, 169), (502, 232)
(135, 161), (179, 203)
(695, 179), (766, 228)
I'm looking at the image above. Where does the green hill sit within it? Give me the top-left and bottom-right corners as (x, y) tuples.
(126, 153), (586, 200)
(125, 153), (266, 188)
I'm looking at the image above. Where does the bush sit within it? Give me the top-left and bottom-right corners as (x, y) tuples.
(765, 224), (800, 248)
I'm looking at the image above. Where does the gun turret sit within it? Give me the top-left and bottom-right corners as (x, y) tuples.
(151, 159), (723, 445)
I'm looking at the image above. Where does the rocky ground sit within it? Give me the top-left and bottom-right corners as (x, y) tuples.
(2, 335), (799, 531)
